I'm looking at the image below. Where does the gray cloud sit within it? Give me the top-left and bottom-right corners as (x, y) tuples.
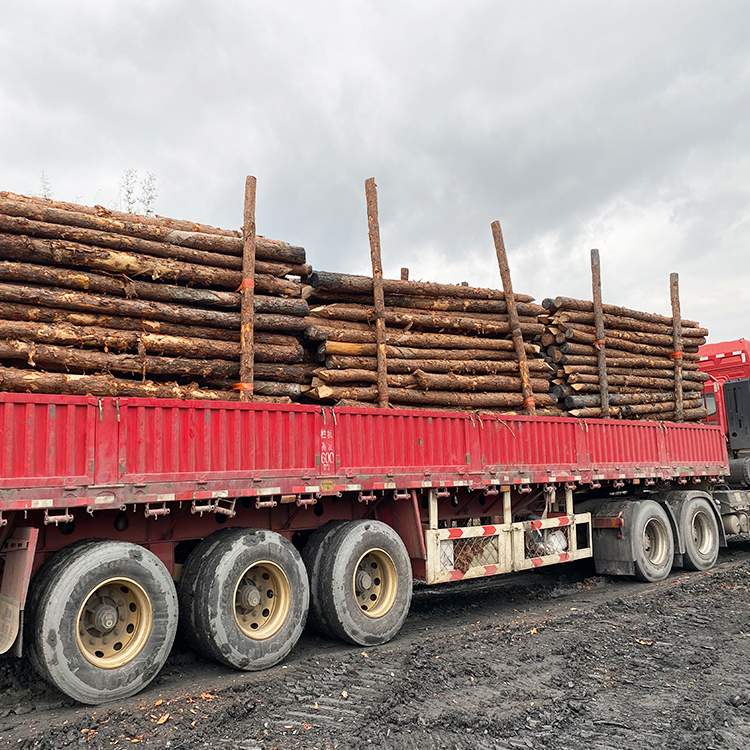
(1, 0), (749, 340)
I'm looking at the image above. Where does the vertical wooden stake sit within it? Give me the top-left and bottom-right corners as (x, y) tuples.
(491, 221), (535, 415)
(670, 272), (684, 422)
(365, 178), (389, 408)
(590, 249), (610, 418)
(400, 267), (409, 281)
(238, 175), (256, 402)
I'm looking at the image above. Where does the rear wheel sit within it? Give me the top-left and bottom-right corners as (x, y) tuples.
(25, 540), (178, 705)
(633, 500), (674, 582)
(319, 520), (412, 646)
(681, 496), (720, 571)
(301, 520), (347, 637)
(180, 529), (308, 670)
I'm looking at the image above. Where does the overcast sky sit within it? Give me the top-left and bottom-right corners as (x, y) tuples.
(2, 1), (749, 341)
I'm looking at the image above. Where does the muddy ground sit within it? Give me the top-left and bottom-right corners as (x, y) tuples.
(2, 541), (750, 750)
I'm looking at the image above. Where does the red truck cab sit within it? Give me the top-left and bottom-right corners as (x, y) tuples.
(699, 338), (750, 454)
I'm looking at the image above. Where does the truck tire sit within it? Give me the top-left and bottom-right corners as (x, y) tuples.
(25, 540), (178, 705)
(301, 520), (347, 637)
(185, 529), (308, 671)
(681, 496), (720, 571)
(178, 528), (244, 653)
(633, 500), (675, 583)
(318, 520), (413, 646)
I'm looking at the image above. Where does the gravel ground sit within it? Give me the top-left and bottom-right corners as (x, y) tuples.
(2, 540), (750, 750)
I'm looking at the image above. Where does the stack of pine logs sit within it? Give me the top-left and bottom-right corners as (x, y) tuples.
(540, 295), (709, 421)
(0, 190), (316, 401)
(302, 270), (561, 413)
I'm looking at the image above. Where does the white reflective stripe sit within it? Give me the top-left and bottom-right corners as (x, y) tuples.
(30, 498), (55, 509)
(258, 487), (281, 496)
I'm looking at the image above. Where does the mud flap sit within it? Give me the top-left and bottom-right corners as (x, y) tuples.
(592, 501), (637, 577)
(0, 528), (39, 655)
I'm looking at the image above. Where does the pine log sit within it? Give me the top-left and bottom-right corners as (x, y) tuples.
(639, 407), (707, 422)
(309, 290), (545, 316)
(564, 391), (683, 409)
(319, 341), (526, 360)
(543, 296), (700, 328)
(0, 260), (240, 308)
(0, 319), (240, 359)
(0, 300), (247, 343)
(552, 352), (700, 371)
(569, 380), (702, 393)
(569, 398), (704, 419)
(309, 270), (534, 302)
(561, 321), (705, 348)
(0, 281), (240, 328)
(0, 191), (307, 263)
(556, 341), (699, 362)
(309, 302), (541, 325)
(0, 339), (242, 381)
(253, 381), (310, 398)
(567, 372), (703, 390)
(551, 310), (708, 338)
(412, 370), (550, 393)
(313, 369), (416, 387)
(0, 212), (244, 269)
(311, 385), (556, 408)
(308, 326), (539, 352)
(562, 365), (708, 382)
(254, 363), (318, 384)
(324, 355), (552, 374)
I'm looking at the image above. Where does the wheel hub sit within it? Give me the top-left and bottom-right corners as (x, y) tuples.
(233, 561), (291, 641)
(76, 578), (153, 669)
(353, 549), (398, 619)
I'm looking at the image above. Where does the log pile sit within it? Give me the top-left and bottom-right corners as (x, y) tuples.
(0, 191), (316, 401)
(539, 295), (710, 421)
(303, 270), (562, 412)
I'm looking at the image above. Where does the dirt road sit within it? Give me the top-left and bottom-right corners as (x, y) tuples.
(2, 541), (750, 749)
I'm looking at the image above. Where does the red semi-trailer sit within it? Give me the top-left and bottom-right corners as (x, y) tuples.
(0, 392), (732, 704)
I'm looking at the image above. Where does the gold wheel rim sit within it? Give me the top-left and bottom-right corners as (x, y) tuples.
(353, 548), (398, 619)
(76, 577), (153, 669)
(233, 561), (291, 640)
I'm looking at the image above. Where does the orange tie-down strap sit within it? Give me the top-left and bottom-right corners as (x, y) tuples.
(236, 278), (255, 292)
(232, 383), (254, 391)
(669, 351), (684, 360)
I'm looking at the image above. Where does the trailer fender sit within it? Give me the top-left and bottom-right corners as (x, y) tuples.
(591, 500), (638, 577)
(0, 527), (39, 656)
(657, 490), (727, 563)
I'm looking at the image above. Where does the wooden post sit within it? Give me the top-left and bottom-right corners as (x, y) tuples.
(400, 267), (409, 281)
(670, 272), (684, 422)
(491, 221), (535, 415)
(238, 176), (256, 401)
(365, 178), (389, 408)
(590, 249), (610, 418)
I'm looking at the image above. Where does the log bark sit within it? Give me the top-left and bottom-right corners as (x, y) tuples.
(309, 326), (539, 351)
(309, 270), (534, 302)
(563, 365), (708, 382)
(556, 340), (699, 361)
(239, 176), (257, 400)
(254, 363), (317, 384)
(253, 381), (309, 398)
(569, 398), (704, 419)
(0, 191), (307, 263)
(365, 178), (389, 408)
(308, 303), (543, 336)
(313, 369), (416, 387)
(324, 355), (552, 374)
(309, 290), (545, 316)
(551, 310), (708, 338)
(567, 372), (703, 391)
(561, 321), (704, 348)
(590, 248), (609, 417)
(0, 319), (240, 359)
(564, 391), (685, 409)
(0, 339), (241, 381)
(412, 370), (550, 393)
(670, 272), (684, 422)
(543, 296), (700, 328)
(319, 341), (526, 360)
(0, 259), (240, 308)
(311, 385), (556, 408)
(639, 407), (707, 422)
(569, 380), (702, 393)
(551, 352), (700, 371)
(0, 281), (240, 328)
